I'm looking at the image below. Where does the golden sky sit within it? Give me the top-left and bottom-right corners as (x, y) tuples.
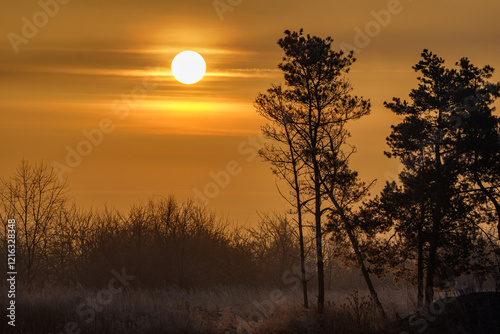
(1, 0), (499, 224)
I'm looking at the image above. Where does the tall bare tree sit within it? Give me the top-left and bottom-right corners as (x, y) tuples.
(0, 160), (69, 287)
(256, 29), (375, 315)
(257, 85), (310, 308)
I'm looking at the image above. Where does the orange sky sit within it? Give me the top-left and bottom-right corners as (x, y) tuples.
(1, 0), (499, 225)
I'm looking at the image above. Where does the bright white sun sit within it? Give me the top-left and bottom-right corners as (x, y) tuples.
(171, 51), (206, 85)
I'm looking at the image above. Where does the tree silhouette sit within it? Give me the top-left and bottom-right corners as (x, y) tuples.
(256, 29), (383, 317)
(384, 50), (500, 304)
(257, 85), (310, 308)
(450, 58), (500, 238)
(0, 160), (69, 287)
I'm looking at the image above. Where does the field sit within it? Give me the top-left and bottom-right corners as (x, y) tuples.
(3, 279), (499, 334)
(2, 285), (391, 334)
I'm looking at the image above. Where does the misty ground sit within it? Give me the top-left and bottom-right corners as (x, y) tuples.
(2, 272), (499, 334)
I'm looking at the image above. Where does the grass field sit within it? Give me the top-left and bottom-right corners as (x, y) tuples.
(3, 285), (381, 333)
(4, 281), (498, 334)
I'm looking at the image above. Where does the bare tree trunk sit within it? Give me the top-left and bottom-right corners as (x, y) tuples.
(328, 194), (388, 323)
(314, 163), (325, 314)
(417, 201), (425, 308)
(425, 218), (440, 305)
(286, 119), (309, 309)
(295, 186), (309, 309)
(347, 227), (388, 322)
(315, 228), (325, 314)
(425, 124), (443, 306)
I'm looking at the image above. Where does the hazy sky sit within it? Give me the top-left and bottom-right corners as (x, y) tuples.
(1, 0), (499, 225)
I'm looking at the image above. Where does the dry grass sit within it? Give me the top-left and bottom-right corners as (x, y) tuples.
(1, 283), (498, 334)
(1, 286), (382, 334)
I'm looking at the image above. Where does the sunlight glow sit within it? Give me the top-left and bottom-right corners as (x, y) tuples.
(171, 51), (206, 84)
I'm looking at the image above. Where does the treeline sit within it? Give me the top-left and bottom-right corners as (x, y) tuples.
(0, 161), (313, 289)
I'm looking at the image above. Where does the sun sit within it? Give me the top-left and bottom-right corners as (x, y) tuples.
(171, 51), (206, 85)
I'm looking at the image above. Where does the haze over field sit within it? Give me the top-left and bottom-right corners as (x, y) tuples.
(1, 0), (499, 224)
